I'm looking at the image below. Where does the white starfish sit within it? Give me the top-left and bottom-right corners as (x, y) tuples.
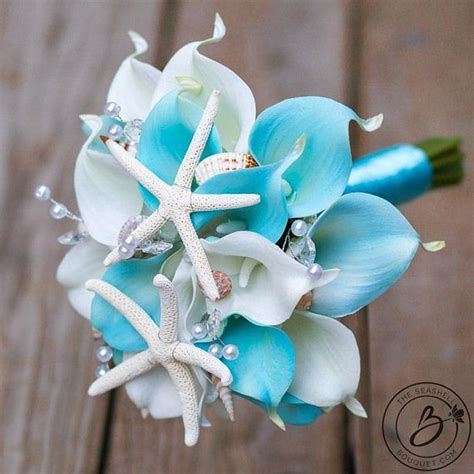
(85, 275), (233, 447)
(104, 90), (260, 301)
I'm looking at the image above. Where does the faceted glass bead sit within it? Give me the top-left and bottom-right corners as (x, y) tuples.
(123, 119), (144, 144)
(57, 230), (88, 246)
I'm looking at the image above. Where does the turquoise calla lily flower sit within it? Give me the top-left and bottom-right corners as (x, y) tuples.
(136, 90), (381, 242)
(137, 91), (222, 209)
(249, 96), (382, 218)
(277, 393), (323, 426)
(91, 253), (170, 352)
(197, 316), (295, 407)
(309, 192), (420, 317)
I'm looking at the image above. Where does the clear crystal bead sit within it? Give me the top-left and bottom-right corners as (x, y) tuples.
(206, 310), (221, 340)
(140, 240), (173, 256)
(124, 119), (144, 144)
(57, 230), (89, 246)
(299, 237), (316, 266)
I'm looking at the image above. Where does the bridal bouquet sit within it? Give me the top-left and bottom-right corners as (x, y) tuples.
(36, 15), (462, 446)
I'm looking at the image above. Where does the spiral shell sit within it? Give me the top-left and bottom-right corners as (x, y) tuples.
(199, 270), (233, 300)
(195, 152), (259, 185)
(212, 375), (235, 421)
(296, 290), (313, 311)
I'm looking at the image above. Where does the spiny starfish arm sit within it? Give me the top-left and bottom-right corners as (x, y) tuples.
(88, 349), (156, 396)
(85, 279), (161, 348)
(173, 343), (233, 386)
(153, 274), (179, 343)
(103, 211), (168, 267)
(191, 192), (261, 211)
(166, 361), (200, 447)
(105, 139), (169, 199)
(173, 212), (220, 301)
(174, 90), (221, 189)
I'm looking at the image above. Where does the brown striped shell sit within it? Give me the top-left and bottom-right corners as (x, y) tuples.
(194, 152), (259, 185)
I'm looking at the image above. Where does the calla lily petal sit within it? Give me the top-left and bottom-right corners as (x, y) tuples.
(57, 238), (109, 319)
(125, 361), (183, 419)
(107, 31), (161, 121)
(284, 311), (360, 407)
(75, 115), (143, 246)
(309, 193), (419, 317)
(149, 14), (255, 152)
(192, 135), (307, 242)
(176, 231), (339, 327)
(277, 393), (324, 426)
(90, 253), (171, 352)
(249, 96), (383, 217)
(137, 91), (221, 209)
(197, 317), (295, 407)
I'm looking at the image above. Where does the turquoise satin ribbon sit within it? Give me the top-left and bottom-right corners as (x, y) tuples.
(345, 144), (433, 205)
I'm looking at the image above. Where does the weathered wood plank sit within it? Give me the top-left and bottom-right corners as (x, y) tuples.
(0, 1), (162, 473)
(359, 1), (474, 472)
(105, 1), (360, 473)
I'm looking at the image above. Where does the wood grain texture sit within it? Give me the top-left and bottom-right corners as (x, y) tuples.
(358, 1), (474, 472)
(0, 1), (162, 473)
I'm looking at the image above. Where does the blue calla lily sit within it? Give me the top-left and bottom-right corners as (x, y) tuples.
(249, 97), (382, 217)
(137, 91), (221, 209)
(197, 316), (295, 407)
(193, 139), (304, 242)
(309, 192), (420, 317)
(277, 393), (324, 426)
(91, 253), (171, 352)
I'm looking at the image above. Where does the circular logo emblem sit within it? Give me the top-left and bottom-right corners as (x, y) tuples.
(382, 382), (471, 471)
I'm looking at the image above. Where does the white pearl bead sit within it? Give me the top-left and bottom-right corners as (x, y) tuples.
(191, 322), (207, 340)
(222, 344), (239, 360)
(49, 202), (67, 219)
(307, 263), (323, 279)
(291, 219), (308, 237)
(118, 234), (137, 259)
(34, 184), (51, 201)
(208, 343), (223, 359)
(95, 345), (113, 363)
(107, 123), (123, 140)
(95, 364), (110, 378)
(103, 101), (121, 117)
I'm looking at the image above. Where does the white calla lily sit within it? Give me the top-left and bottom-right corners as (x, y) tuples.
(172, 231), (339, 336)
(56, 238), (109, 319)
(106, 31), (161, 121)
(284, 311), (365, 413)
(149, 14), (256, 152)
(74, 115), (143, 246)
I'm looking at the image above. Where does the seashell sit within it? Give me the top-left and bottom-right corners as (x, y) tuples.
(118, 215), (147, 244)
(195, 152), (259, 185)
(212, 375), (235, 421)
(199, 270), (233, 300)
(296, 290), (313, 311)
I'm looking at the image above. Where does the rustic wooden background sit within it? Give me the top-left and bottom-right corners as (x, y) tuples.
(1, 1), (472, 473)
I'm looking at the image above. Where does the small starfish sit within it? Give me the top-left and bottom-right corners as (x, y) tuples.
(104, 90), (260, 300)
(85, 275), (233, 447)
